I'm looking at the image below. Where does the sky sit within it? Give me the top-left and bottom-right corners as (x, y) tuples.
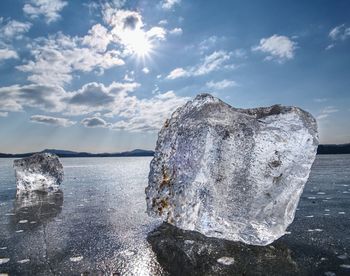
(0, 0), (349, 153)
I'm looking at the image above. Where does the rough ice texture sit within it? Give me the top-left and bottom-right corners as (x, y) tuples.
(146, 93), (319, 246)
(14, 153), (64, 193)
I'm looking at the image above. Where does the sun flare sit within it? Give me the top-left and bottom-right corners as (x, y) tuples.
(124, 30), (153, 58)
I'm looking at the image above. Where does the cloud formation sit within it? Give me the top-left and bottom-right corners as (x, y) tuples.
(0, 79), (188, 132)
(199, 36), (219, 53)
(329, 24), (350, 41)
(169, 27), (183, 36)
(112, 91), (189, 132)
(16, 32), (124, 86)
(0, 84), (66, 112)
(30, 115), (75, 127)
(13, 5), (169, 88)
(252, 35), (297, 63)
(0, 48), (18, 60)
(0, 19), (31, 60)
(0, 2), (232, 134)
(81, 117), (110, 128)
(327, 24), (350, 50)
(142, 67), (150, 74)
(82, 24), (112, 53)
(206, 79), (237, 90)
(166, 67), (188, 79)
(0, 20), (31, 40)
(166, 51), (232, 79)
(317, 106), (339, 120)
(65, 81), (140, 115)
(23, 0), (68, 24)
(161, 0), (181, 10)
(74, 88), (189, 132)
(14, 5), (168, 87)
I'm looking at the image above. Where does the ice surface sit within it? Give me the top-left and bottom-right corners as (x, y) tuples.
(217, 256), (235, 265)
(0, 258), (10, 264)
(70, 256), (83, 262)
(146, 93), (319, 245)
(13, 153), (64, 192)
(12, 190), (63, 228)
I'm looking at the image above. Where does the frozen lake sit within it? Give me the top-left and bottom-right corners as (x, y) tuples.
(0, 155), (350, 275)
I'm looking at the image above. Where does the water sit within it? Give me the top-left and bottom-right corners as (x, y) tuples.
(0, 155), (350, 275)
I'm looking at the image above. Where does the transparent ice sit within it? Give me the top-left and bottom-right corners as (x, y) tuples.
(146, 93), (319, 245)
(13, 153), (64, 192)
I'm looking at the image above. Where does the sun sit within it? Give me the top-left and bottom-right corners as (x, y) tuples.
(125, 30), (153, 59)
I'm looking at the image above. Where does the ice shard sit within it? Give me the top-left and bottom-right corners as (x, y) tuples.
(14, 153), (64, 192)
(146, 93), (318, 245)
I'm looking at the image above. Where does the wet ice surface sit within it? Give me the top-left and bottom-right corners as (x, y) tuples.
(0, 155), (350, 275)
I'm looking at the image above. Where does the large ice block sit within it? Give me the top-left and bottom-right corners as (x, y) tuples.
(14, 153), (64, 192)
(146, 93), (318, 245)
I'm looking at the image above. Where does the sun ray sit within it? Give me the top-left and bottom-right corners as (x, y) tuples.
(123, 29), (153, 61)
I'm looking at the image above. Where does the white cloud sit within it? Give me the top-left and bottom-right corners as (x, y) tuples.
(146, 26), (167, 40)
(327, 24), (350, 49)
(23, 0), (68, 24)
(325, 44), (335, 51)
(166, 50), (232, 79)
(0, 84), (66, 112)
(83, 2), (100, 14)
(0, 20), (31, 40)
(198, 36), (239, 56)
(65, 81), (140, 115)
(0, 81), (139, 115)
(110, 0), (127, 9)
(158, 19), (168, 25)
(194, 51), (231, 76)
(198, 35), (227, 53)
(0, 48), (18, 60)
(166, 67), (188, 79)
(0, 79), (189, 132)
(124, 71), (135, 81)
(30, 115), (75, 127)
(206, 79), (237, 90)
(82, 24), (112, 53)
(67, 84), (189, 132)
(16, 32), (124, 86)
(199, 36), (218, 52)
(0, 18), (28, 60)
(329, 24), (350, 41)
(103, 9), (143, 31)
(142, 67), (150, 74)
(112, 91), (189, 132)
(317, 106), (339, 120)
(81, 117), (110, 128)
(161, 0), (181, 10)
(0, 111), (8, 117)
(252, 34), (297, 63)
(169, 27), (183, 36)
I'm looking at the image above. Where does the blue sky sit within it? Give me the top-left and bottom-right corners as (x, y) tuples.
(0, 0), (349, 153)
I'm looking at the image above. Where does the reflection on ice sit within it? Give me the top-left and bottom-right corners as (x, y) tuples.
(147, 223), (299, 275)
(11, 190), (63, 229)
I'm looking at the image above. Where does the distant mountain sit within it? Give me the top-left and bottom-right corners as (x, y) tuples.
(0, 149), (155, 158)
(41, 149), (81, 155)
(317, 143), (350, 154)
(0, 144), (349, 158)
